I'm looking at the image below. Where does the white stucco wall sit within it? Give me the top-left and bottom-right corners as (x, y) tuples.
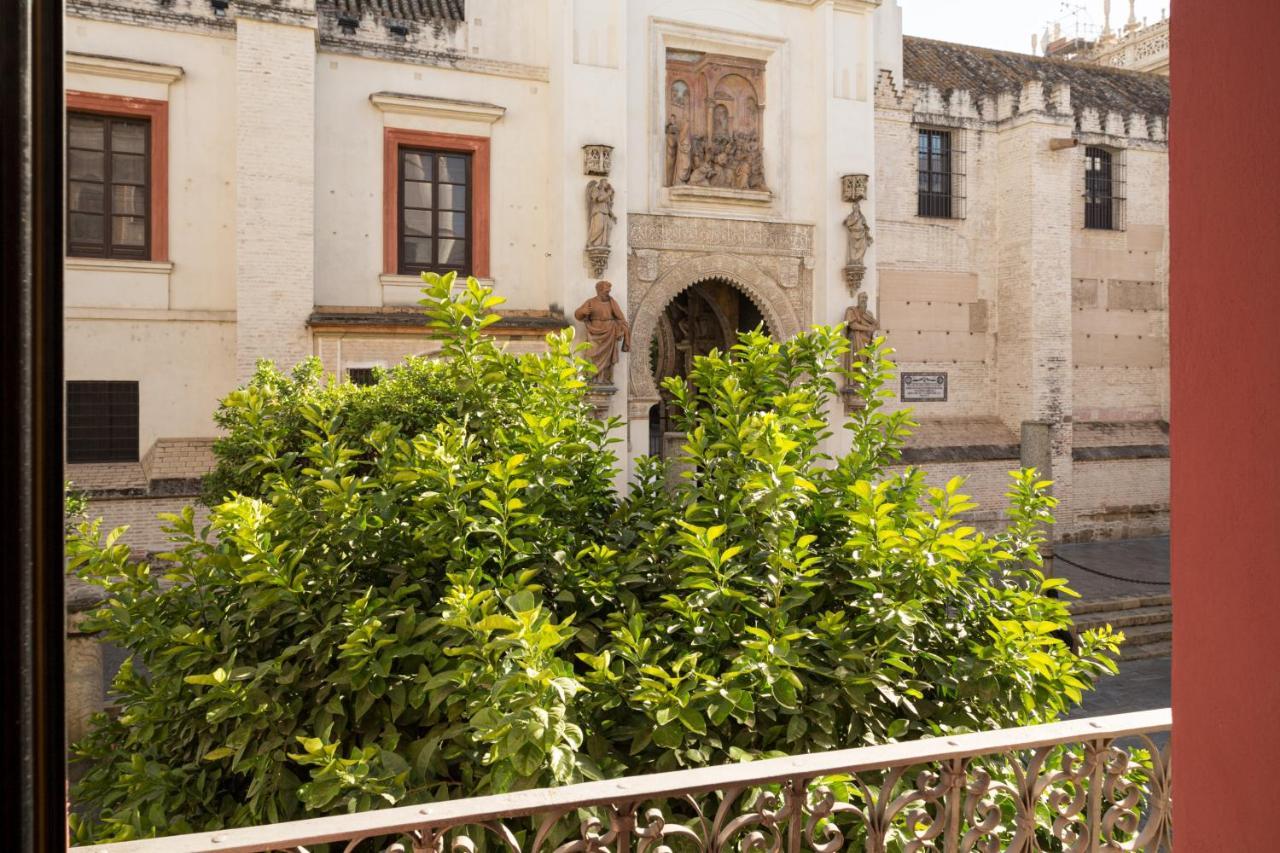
(313, 43), (556, 312)
(65, 19), (237, 454)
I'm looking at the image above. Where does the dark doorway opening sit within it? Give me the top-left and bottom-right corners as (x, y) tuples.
(647, 278), (768, 458)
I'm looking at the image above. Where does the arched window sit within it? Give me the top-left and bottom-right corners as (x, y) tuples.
(1085, 146), (1123, 230)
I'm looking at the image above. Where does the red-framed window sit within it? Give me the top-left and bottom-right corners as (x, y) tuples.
(383, 128), (489, 279)
(65, 91), (168, 261)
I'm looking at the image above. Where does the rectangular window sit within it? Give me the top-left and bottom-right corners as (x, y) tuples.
(918, 129), (965, 219)
(67, 112), (151, 259)
(346, 367), (379, 387)
(398, 147), (472, 276)
(1085, 146), (1126, 230)
(66, 381), (139, 463)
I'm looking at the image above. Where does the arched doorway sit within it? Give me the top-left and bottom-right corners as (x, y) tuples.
(647, 278), (770, 456)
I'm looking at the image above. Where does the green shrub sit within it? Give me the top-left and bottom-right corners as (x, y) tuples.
(68, 273), (1119, 843)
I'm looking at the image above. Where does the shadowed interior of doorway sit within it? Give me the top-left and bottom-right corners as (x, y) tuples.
(647, 277), (769, 457)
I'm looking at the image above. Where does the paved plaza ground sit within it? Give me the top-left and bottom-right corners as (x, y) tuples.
(1058, 536), (1172, 720)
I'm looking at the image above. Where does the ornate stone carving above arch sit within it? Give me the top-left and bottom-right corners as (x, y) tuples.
(626, 213), (814, 417)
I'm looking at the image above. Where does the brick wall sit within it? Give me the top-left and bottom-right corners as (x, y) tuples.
(83, 495), (212, 555)
(874, 75), (1168, 540)
(234, 16), (317, 380)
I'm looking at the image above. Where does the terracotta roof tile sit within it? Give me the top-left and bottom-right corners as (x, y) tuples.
(322, 0), (464, 24)
(903, 36), (1170, 117)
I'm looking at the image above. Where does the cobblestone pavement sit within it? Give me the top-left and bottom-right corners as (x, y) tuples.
(1054, 535), (1170, 601)
(1057, 536), (1170, 746)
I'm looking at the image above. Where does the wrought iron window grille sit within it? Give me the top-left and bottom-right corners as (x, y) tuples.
(916, 126), (967, 220)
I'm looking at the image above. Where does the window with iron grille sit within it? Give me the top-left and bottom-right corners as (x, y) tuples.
(67, 112), (151, 259)
(1085, 146), (1126, 230)
(66, 381), (139, 463)
(346, 367), (379, 387)
(399, 147), (472, 276)
(917, 128), (966, 219)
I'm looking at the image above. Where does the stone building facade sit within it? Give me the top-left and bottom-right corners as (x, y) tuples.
(62, 0), (1169, 548)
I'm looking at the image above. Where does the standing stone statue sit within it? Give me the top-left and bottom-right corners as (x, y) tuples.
(585, 179), (616, 249)
(844, 291), (879, 405)
(845, 291), (879, 355)
(665, 117), (679, 186)
(575, 280), (631, 385)
(843, 198), (873, 267)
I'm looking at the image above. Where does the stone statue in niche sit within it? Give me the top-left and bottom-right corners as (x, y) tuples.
(665, 117), (679, 186)
(843, 291), (879, 408)
(575, 280), (631, 386)
(585, 177), (615, 276)
(586, 178), (615, 249)
(841, 173), (872, 293)
(664, 50), (769, 193)
(843, 197), (873, 266)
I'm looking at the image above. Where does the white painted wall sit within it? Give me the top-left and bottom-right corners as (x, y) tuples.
(314, 42), (556, 312)
(64, 19), (237, 454)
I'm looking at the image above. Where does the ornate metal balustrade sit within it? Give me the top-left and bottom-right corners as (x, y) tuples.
(71, 709), (1171, 853)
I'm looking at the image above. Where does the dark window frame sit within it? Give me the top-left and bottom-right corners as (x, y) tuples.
(66, 111), (151, 260)
(1085, 145), (1126, 231)
(346, 366), (379, 387)
(65, 380), (139, 463)
(916, 127), (966, 219)
(397, 146), (473, 277)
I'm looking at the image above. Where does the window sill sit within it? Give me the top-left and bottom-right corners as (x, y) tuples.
(380, 273), (494, 306)
(66, 257), (174, 275)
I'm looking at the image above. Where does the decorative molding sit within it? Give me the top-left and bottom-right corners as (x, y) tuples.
(649, 19), (790, 217)
(65, 52), (184, 85)
(761, 0), (881, 8)
(65, 258), (174, 275)
(65, 307), (235, 323)
(370, 92), (505, 124)
(669, 186), (773, 207)
(626, 214), (814, 412)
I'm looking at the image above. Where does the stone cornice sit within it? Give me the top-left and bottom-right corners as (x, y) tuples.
(369, 92), (505, 124)
(761, 0), (881, 9)
(66, 52), (185, 84)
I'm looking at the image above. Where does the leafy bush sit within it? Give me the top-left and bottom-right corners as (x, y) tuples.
(68, 273), (1119, 843)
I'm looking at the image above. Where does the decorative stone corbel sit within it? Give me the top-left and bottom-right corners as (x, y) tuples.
(841, 174), (873, 295)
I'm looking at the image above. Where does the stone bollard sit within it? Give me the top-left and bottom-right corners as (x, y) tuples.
(65, 577), (107, 748)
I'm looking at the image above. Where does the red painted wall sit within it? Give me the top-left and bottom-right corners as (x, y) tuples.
(1171, 0), (1280, 846)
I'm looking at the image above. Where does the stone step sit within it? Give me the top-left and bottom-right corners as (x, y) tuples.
(1074, 605), (1172, 632)
(1069, 593), (1172, 616)
(1115, 622), (1173, 646)
(1120, 639), (1172, 661)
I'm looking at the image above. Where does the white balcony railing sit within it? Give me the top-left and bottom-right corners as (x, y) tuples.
(71, 708), (1171, 853)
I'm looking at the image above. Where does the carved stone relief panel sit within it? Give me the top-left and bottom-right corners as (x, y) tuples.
(664, 50), (769, 198)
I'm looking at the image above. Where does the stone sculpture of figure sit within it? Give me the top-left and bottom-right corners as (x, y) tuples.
(713, 103), (730, 139)
(843, 198), (873, 266)
(688, 148), (714, 187)
(844, 291), (879, 401)
(733, 153), (752, 190)
(675, 123), (694, 184)
(748, 135), (766, 189)
(574, 280), (631, 385)
(586, 179), (615, 249)
(665, 116), (679, 186)
(845, 291), (878, 356)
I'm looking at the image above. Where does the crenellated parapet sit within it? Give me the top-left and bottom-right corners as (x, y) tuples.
(876, 67), (1167, 148)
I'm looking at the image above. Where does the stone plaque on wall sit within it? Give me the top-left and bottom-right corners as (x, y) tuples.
(901, 372), (949, 402)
